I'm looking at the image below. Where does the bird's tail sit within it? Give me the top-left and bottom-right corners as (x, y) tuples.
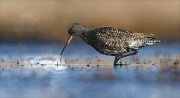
(143, 33), (160, 46)
(129, 33), (160, 49)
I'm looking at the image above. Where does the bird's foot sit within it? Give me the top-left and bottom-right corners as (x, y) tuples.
(114, 62), (129, 68)
(114, 63), (122, 68)
(114, 55), (125, 68)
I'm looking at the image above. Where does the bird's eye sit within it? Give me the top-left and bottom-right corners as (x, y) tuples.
(71, 29), (76, 33)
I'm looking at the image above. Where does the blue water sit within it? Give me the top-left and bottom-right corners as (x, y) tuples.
(1, 67), (180, 98)
(0, 42), (180, 98)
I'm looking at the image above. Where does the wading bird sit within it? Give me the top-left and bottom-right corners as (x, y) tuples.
(61, 23), (160, 68)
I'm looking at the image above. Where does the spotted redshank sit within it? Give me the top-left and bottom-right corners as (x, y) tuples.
(61, 23), (160, 67)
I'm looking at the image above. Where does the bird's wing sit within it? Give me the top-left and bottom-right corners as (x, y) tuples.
(93, 27), (132, 44)
(92, 27), (132, 37)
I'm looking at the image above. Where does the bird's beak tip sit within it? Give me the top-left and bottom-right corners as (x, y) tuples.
(60, 35), (73, 55)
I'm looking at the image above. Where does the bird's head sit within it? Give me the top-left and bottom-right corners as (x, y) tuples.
(61, 23), (89, 55)
(68, 23), (89, 36)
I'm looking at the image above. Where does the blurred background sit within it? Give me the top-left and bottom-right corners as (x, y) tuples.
(0, 0), (179, 42)
(0, 1), (180, 98)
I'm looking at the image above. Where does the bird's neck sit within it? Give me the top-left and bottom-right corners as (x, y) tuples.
(78, 31), (90, 42)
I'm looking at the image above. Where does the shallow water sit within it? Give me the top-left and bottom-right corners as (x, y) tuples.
(1, 66), (180, 98)
(0, 42), (180, 98)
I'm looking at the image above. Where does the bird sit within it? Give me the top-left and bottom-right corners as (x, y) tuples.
(61, 23), (160, 68)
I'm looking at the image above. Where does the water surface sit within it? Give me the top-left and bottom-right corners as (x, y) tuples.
(0, 42), (180, 98)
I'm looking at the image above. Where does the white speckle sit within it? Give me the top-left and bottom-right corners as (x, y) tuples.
(129, 41), (142, 48)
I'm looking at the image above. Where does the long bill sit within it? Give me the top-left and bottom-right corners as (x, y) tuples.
(60, 35), (73, 55)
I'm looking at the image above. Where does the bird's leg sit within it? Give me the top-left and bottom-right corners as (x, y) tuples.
(122, 50), (138, 57)
(113, 50), (138, 68)
(113, 55), (123, 68)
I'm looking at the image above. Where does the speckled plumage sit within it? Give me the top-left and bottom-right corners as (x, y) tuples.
(61, 23), (160, 67)
(79, 26), (159, 56)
